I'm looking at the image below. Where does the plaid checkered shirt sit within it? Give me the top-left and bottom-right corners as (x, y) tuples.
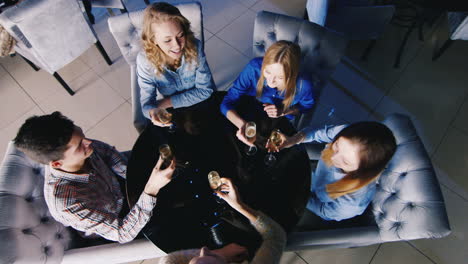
(44, 140), (157, 243)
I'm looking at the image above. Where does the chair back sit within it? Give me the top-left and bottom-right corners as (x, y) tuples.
(108, 1), (204, 67)
(253, 11), (347, 85)
(325, 5), (395, 40)
(448, 12), (468, 40)
(374, 114), (451, 241)
(0, 142), (71, 263)
(0, 0), (98, 74)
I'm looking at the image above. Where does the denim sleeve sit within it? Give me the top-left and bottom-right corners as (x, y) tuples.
(301, 124), (348, 143)
(220, 60), (257, 116)
(306, 192), (339, 221)
(171, 41), (214, 108)
(294, 77), (315, 113)
(136, 52), (158, 119)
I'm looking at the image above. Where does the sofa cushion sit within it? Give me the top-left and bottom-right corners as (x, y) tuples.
(0, 142), (71, 264)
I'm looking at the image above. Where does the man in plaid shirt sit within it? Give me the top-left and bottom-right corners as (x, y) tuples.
(14, 111), (174, 243)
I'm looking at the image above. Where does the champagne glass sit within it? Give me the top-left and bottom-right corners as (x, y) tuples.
(264, 129), (283, 167)
(158, 144), (173, 170)
(156, 108), (176, 133)
(244, 121), (257, 156)
(208, 171), (225, 204)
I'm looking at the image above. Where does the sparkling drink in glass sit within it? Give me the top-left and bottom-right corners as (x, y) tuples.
(264, 129), (283, 166)
(157, 108), (176, 133)
(244, 122), (257, 156)
(208, 171), (226, 204)
(159, 144), (173, 169)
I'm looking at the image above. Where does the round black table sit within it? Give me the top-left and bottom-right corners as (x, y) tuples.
(126, 94), (311, 252)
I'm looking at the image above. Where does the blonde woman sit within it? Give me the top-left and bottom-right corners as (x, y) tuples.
(220, 40), (314, 146)
(137, 2), (215, 127)
(274, 122), (397, 221)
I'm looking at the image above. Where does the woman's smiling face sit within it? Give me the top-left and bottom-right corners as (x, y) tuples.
(152, 20), (186, 61)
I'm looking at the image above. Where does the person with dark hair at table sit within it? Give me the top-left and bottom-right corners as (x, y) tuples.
(13, 111), (175, 243)
(157, 178), (287, 264)
(272, 121), (396, 221)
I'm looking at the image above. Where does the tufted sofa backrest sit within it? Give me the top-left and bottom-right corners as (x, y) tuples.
(0, 142), (71, 264)
(374, 114), (451, 241)
(108, 1), (204, 67)
(253, 11), (348, 90)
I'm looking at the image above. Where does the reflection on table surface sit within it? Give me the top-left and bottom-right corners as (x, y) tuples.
(126, 94), (311, 252)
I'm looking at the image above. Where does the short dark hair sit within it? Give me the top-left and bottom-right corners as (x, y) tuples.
(14, 111), (75, 164)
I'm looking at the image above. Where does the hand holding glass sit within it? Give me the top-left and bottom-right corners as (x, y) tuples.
(208, 171), (227, 204)
(156, 108), (176, 133)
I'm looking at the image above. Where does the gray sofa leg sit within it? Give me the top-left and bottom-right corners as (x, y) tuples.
(95, 41), (113, 66)
(53, 72), (75, 96)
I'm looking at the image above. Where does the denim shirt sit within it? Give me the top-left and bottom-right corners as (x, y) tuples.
(220, 57), (315, 119)
(303, 125), (377, 221)
(137, 39), (215, 119)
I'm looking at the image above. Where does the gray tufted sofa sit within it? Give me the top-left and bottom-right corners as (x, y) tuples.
(0, 142), (166, 264)
(286, 114), (451, 250)
(108, 1), (204, 134)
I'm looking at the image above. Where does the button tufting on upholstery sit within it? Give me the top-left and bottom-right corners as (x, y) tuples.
(55, 233), (63, 239)
(25, 196), (34, 202)
(32, 168), (41, 174)
(400, 172), (407, 177)
(407, 202), (415, 208)
(22, 228), (32, 234)
(43, 246), (51, 256)
(40, 216), (49, 223)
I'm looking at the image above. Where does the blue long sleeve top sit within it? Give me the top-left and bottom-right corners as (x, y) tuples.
(137, 39), (215, 119)
(303, 125), (377, 221)
(220, 57), (315, 119)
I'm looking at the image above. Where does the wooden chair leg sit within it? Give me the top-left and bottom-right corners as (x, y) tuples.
(95, 40), (113, 66)
(432, 39), (453, 61)
(53, 72), (75, 96)
(20, 55), (40, 71)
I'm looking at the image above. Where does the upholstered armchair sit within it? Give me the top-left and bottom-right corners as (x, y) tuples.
(305, 0), (395, 60)
(108, 1), (204, 133)
(0, 0), (113, 96)
(0, 142), (166, 264)
(286, 114), (451, 250)
(253, 11), (348, 130)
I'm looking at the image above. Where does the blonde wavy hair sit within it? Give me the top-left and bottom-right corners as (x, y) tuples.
(256, 40), (301, 110)
(141, 2), (198, 75)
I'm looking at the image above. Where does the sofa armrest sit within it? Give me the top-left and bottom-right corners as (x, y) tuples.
(62, 238), (166, 264)
(285, 226), (381, 251)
